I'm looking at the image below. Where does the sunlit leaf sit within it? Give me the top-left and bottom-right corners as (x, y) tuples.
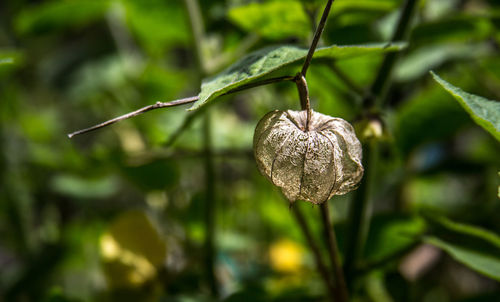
(431, 72), (500, 141)
(228, 0), (399, 40)
(228, 1), (310, 40)
(190, 42), (406, 111)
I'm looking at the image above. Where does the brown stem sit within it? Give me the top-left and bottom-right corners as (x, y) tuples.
(67, 97), (199, 138)
(68, 76), (295, 139)
(295, 73), (312, 131)
(301, 0), (335, 77)
(290, 204), (336, 302)
(320, 202), (349, 302)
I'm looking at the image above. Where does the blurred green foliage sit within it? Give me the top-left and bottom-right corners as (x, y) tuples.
(0, 0), (499, 301)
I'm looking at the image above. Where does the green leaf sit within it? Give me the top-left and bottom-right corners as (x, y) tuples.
(189, 42), (406, 111)
(424, 215), (500, 281)
(429, 215), (500, 248)
(228, 1), (310, 40)
(431, 71), (500, 141)
(395, 43), (493, 82)
(228, 0), (398, 40)
(15, 0), (110, 35)
(425, 236), (500, 281)
(363, 214), (426, 264)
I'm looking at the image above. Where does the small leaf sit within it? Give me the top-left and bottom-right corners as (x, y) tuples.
(425, 236), (500, 281)
(190, 42), (406, 111)
(431, 71), (500, 141)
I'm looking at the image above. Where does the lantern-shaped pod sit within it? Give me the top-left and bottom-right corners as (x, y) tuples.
(254, 110), (364, 204)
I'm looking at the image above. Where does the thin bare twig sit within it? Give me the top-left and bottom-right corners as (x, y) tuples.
(67, 96), (199, 138)
(301, 0), (334, 77)
(68, 76), (295, 139)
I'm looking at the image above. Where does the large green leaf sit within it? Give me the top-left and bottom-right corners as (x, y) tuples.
(431, 72), (500, 141)
(189, 42), (406, 111)
(228, 0), (399, 40)
(424, 216), (500, 281)
(425, 237), (500, 281)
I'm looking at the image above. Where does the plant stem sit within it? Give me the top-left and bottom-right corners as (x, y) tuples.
(295, 74), (312, 130)
(301, 0), (335, 77)
(320, 202), (349, 302)
(67, 97), (199, 138)
(290, 204), (336, 302)
(327, 61), (364, 97)
(202, 112), (218, 296)
(344, 0), (419, 289)
(184, 0), (206, 75)
(67, 75), (294, 139)
(344, 141), (378, 288)
(184, 0), (219, 296)
(364, 0), (418, 109)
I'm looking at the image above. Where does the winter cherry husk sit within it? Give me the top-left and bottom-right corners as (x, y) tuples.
(254, 110), (364, 204)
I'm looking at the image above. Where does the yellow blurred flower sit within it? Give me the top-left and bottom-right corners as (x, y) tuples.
(269, 239), (304, 273)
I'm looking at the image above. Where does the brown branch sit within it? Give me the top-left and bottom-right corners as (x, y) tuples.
(301, 0), (335, 77)
(290, 203), (336, 302)
(67, 96), (199, 138)
(67, 76), (295, 139)
(320, 202), (349, 302)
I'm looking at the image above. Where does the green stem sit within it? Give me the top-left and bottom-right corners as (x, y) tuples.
(184, 0), (206, 75)
(184, 0), (218, 296)
(291, 204), (336, 302)
(327, 61), (364, 97)
(202, 112), (218, 296)
(301, 0), (335, 77)
(320, 202), (349, 302)
(364, 0), (419, 109)
(344, 0), (419, 289)
(344, 141), (378, 288)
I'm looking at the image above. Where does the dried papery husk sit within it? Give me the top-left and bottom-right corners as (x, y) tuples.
(254, 110), (364, 204)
